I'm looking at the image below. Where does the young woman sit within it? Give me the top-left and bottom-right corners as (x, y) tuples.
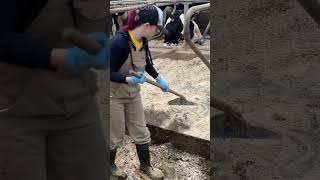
(110, 5), (169, 180)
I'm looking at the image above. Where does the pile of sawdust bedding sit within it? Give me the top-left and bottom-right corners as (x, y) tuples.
(113, 136), (211, 180)
(140, 57), (210, 140)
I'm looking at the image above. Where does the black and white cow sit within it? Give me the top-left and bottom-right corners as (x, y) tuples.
(163, 12), (202, 45)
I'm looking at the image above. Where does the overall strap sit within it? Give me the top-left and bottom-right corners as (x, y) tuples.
(116, 30), (135, 70)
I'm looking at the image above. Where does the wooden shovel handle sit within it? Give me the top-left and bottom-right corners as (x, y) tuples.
(62, 28), (102, 53)
(129, 71), (186, 99)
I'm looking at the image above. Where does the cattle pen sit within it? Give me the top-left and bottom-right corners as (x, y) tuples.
(110, 0), (210, 13)
(109, 1), (212, 179)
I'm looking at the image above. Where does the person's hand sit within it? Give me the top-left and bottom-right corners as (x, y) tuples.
(127, 71), (147, 86)
(155, 75), (169, 92)
(66, 32), (109, 72)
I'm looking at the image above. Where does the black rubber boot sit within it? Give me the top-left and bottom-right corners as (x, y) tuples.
(110, 148), (127, 179)
(136, 143), (164, 179)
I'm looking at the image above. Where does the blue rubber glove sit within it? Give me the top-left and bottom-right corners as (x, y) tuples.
(66, 32), (109, 73)
(129, 71), (147, 86)
(155, 75), (169, 92)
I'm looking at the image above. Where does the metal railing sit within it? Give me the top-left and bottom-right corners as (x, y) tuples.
(182, 3), (246, 126)
(110, 0), (210, 14)
(183, 3), (210, 69)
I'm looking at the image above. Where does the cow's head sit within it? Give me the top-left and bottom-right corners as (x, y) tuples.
(164, 15), (184, 44)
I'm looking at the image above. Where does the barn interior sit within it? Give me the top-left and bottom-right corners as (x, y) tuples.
(110, 1), (211, 179)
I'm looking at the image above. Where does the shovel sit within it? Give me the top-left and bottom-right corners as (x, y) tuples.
(129, 70), (196, 105)
(62, 28), (195, 105)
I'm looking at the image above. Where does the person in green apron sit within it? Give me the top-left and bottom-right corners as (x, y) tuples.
(0, 1), (108, 180)
(110, 5), (169, 180)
